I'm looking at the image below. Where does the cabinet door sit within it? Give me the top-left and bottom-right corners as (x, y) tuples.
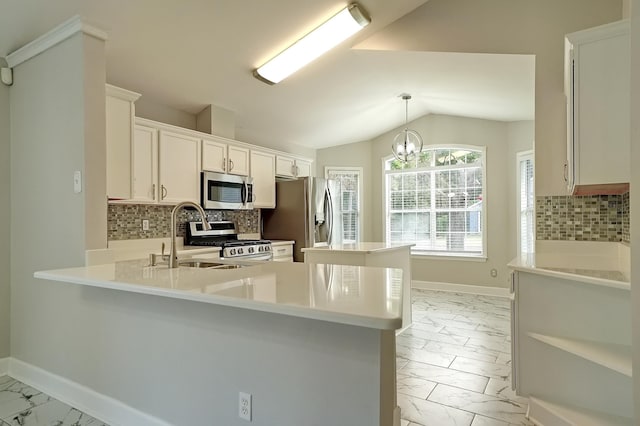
(159, 131), (201, 204)
(132, 125), (158, 202)
(106, 95), (133, 199)
(276, 155), (296, 178)
(566, 21), (630, 192)
(295, 159), (312, 178)
(250, 151), (276, 208)
(202, 139), (226, 173)
(228, 145), (250, 176)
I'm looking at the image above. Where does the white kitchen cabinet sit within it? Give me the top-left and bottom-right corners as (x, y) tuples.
(275, 155), (313, 178)
(509, 267), (632, 423)
(131, 124), (158, 202)
(565, 20), (630, 195)
(202, 136), (249, 176)
(250, 150), (276, 208)
(105, 84), (140, 199)
(158, 130), (201, 204)
(295, 159), (312, 177)
(271, 241), (294, 261)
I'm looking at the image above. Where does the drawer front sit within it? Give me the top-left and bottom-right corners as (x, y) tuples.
(272, 244), (293, 258)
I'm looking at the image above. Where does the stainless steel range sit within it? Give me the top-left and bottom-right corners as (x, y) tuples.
(185, 221), (272, 260)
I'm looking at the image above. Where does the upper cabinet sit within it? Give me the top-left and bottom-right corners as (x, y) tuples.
(130, 119), (201, 205)
(565, 20), (630, 195)
(202, 137), (250, 176)
(250, 150), (276, 208)
(105, 84), (140, 199)
(158, 130), (201, 204)
(276, 155), (313, 179)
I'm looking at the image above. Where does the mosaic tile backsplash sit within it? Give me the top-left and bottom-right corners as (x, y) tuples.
(536, 192), (630, 243)
(108, 204), (260, 240)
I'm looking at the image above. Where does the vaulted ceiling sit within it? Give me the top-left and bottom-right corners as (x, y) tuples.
(0, 0), (535, 150)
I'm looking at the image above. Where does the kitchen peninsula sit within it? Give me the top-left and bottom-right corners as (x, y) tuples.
(302, 243), (414, 330)
(35, 260), (402, 426)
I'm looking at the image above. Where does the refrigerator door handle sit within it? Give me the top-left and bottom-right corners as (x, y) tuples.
(326, 186), (334, 244)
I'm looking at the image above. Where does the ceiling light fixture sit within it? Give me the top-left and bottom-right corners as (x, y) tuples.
(392, 94), (423, 163)
(253, 3), (371, 85)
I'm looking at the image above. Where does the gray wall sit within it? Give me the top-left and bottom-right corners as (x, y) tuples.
(356, 0), (622, 196)
(317, 114), (524, 287)
(10, 31), (105, 371)
(0, 74), (10, 358)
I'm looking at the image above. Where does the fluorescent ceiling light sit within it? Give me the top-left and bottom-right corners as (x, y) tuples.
(254, 3), (371, 85)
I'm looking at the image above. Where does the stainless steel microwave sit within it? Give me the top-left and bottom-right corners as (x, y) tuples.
(201, 171), (254, 210)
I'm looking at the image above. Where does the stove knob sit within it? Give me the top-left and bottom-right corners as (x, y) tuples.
(258, 246), (263, 252)
(238, 248), (244, 254)
(230, 249), (236, 256)
(249, 247), (254, 253)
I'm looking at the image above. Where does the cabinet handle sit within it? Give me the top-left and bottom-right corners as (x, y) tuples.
(563, 163), (568, 183)
(229, 159), (234, 171)
(161, 185), (167, 200)
(222, 158), (226, 172)
(276, 248), (286, 254)
(291, 164), (296, 176)
(152, 184), (156, 200)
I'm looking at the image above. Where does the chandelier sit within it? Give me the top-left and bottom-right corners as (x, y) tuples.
(391, 94), (423, 163)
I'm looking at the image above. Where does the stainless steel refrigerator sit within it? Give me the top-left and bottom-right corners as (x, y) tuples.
(261, 177), (341, 262)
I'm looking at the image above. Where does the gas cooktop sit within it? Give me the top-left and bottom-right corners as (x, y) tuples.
(185, 221), (272, 260)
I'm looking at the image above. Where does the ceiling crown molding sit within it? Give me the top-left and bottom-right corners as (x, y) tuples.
(6, 15), (108, 68)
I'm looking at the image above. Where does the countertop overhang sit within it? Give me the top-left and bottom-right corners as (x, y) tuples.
(35, 260), (403, 330)
(301, 242), (415, 254)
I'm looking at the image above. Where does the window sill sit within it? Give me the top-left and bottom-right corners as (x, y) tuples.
(411, 252), (487, 262)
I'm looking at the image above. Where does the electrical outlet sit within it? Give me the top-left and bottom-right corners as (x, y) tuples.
(239, 392), (252, 421)
(142, 219), (150, 231)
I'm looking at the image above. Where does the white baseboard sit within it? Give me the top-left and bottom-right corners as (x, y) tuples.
(0, 357), (8, 376)
(412, 280), (510, 298)
(8, 358), (170, 426)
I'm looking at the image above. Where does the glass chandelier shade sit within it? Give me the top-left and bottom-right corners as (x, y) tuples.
(391, 95), (423, 163)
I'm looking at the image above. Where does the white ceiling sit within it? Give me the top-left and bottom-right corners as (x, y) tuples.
(0, 0), (535, 150)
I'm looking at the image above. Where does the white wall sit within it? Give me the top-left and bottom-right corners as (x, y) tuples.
(0, 76), (9, 358)
(507, 121), (535, 259)
(357, 0), (622, 196)
(630, 0), (639, 419)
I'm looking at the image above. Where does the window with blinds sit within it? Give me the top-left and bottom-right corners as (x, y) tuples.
(325, 167), (362, 243)
(384, 147), (486, 256)
(517, 152), (534, 254)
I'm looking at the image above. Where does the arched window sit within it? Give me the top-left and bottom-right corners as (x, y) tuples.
(384, 146), (486, 256)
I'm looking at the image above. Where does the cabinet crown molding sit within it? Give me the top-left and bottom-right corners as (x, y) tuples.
(6, 15), (108, 68)
(106, 84), (141, 102)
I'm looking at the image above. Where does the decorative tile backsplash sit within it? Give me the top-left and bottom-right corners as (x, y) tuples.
(536, 193), (630, 243)
(108, 204), (260, 240)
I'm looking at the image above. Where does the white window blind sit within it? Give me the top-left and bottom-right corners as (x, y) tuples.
(517, 152), (534, 254)
(384, 147), (485, 256)
(325, 168), (362, 243)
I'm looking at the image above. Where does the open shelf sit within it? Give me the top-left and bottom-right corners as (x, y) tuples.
(528, 332), (632, 377)
(528, 396), (633, 426)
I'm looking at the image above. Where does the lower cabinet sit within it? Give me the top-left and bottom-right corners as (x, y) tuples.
(250, 150), (276, 208)
(271, 242), (294, 261)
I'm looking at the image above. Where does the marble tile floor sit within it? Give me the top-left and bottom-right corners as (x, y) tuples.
(0, 376), (106, 426)
(398, 289), (534, 426)
(0, 289), (530, 426)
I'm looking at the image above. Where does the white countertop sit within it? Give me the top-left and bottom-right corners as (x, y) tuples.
(269, 240), (295, 246)
(302, 242), (414, 254)
(35, 260), (403, 330)
(508, 254), (630, 291)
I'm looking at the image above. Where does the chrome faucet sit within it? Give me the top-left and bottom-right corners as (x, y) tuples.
(169, 201), (211, 268)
